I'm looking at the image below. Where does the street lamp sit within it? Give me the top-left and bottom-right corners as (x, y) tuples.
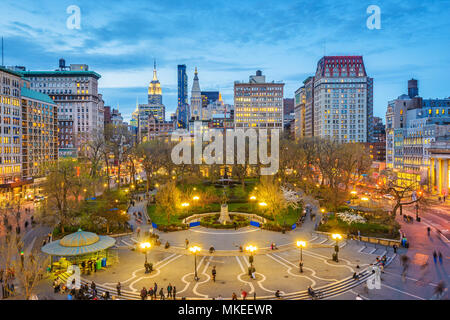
(189, 246), (201, 281)
(193, 196), (199, 201)
(245, 245), (257, 271)
(181, 202), (190, 207)
(258, 202), (267, 207)
(296, 241), (306, 272)
(331, 234), (342, 262)
(249, 196), (256, 201)
(140, 241), (151, 264)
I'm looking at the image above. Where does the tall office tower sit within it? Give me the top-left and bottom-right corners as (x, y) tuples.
(303, 76), (315, 137)
(190, 67), (202, 121)
(313, 56), (373, 143)
(147, 61), (165, 120)
(294, 86), (306, 139)
(0, 67), (23, 196)
(104, 106), (112, 127)
(234, 70), (284, 130)
(408, 78), (419, 98)
(20, 87), (58, 180)
(176, 64), (189, 129)
(21, 59), (103, 156)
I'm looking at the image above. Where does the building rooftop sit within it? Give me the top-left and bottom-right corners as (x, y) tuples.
(20, 70), (101, 79)
(21, 87), (56, 105)
(0, 66), (24, 77)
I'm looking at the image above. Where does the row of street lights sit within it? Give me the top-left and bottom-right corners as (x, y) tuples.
(138, 233), (343, 279)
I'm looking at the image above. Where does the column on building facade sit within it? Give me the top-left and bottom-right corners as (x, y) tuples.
(438, 159), (443, 194)
(430, 158), (435, 192)
(444, 159), (449, 195)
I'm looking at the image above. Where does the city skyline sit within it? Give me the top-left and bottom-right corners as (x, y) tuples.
(1, 0), (450, 122)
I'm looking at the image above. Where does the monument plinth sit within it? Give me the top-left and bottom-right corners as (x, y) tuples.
(218, 204), (231, 225)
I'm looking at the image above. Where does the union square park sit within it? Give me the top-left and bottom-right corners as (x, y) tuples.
(1, 132), (448, 307)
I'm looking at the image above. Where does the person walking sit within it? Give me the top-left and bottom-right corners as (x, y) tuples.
(393, 244), (397, 254)
(148, 287), (154, 300)
(173, 286), (177, 300)
(212, 266), (217, 282)
(241, 289), (248, 300)
(185, 239), (189, 249)
(427, 227), (431, 236)
(433, 251), (438, 264)
(438, 251), (443, 265)
(167, 283), (173, 299)
(116, 282), (121, 296)
(153, 283), (158, 299)
(231, 292), (238, 300)
(159, 288), (165, 300)
(140, 287), (147, 300)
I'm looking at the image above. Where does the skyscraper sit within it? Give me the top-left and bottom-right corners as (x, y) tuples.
(190, 67), (202, 121)
(176, 64), (188, 129)
(312, 56), (373, 143)
(137, 61), (166, 141)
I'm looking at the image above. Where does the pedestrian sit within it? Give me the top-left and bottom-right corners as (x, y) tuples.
(433, 251), (438, 264)
(241, 289), (248, 300)
(427, 227), (431, 236)
(153, 283), (158, 299)
(148, 287), (154, 299)
(140, 287), (147, 300)
(185, 238), (189, 249)
(438, 252), (443, 265)
(116, 282), (121, 296)
(393, 244), (397, 254)
(212, 266), (217, 282)
(231, 292), (238, 300)
(167, 283), (172, 298)
(275, 290), (281, 299)
(355, 294), (363, 300)
(159, 288), (165, 300)
(234, 222), (237, 230)
(173, 286), (177, 300)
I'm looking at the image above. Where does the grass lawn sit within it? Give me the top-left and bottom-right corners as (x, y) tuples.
(147, 201), (302, 228)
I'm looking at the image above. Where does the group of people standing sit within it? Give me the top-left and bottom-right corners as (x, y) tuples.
(139, 282), (177, 300)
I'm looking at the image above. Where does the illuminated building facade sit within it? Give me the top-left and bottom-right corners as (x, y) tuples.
(313, 56), (373, 143)
(234, 70), (284, 130)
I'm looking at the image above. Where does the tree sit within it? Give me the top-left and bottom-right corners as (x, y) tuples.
(381, 171), (423, 216)
(104, 123), (133, 188)
(91, 191), (129, 233)
(41, 159), (90, 233)
(136, 139), (169, 192)
(0, 232), (48, 300)
(155, 181), (182, 224)
(254, 177), (287, 218)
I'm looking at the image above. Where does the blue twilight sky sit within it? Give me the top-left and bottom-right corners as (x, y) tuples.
(1, 0), (450, 122)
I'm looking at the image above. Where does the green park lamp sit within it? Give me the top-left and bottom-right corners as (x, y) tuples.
(189, 246), (201, 281)
(296, 241), (306, 272)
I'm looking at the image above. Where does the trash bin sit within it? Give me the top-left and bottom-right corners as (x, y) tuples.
(101, 258), (107, 267)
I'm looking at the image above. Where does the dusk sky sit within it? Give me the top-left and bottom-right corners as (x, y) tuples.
(1, 0), (450, 122)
